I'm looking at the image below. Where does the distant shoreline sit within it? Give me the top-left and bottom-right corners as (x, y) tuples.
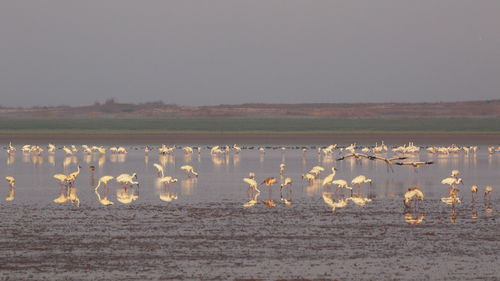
(2, 132), (499, 145)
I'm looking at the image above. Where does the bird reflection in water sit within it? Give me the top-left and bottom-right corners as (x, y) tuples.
(183, 153), (192, 164)
(181, 178), (197, 196)
(322, 192), (348, 212)
(95, 176), (114, 206)
(63, 156), (78, 170)
(404, 212), (424, 225)
(7, 154), (15, 166)
(261, 177), (277, 208)
(471, 205), (478, 220)
(89, 166), (96, 186)
(243, 190), (260, 208)
(31, 155), (43, 167)
(48, 154), (55, 166)
(484, 201), (493, 214)
(159, 177), (178, 203)
(95, 190), (114, 206)
(211, 155), (224, 167)
(116, 174), (139, 204)
(5, 176), (15, 201)
(83, 154), (92, 164)
(53, 186), (81, 208)
(22, 153), (30, 163)
(280, 177), (293, 206)
(117, 185), (139, 204)
(233, 154), (240, 167)
(159, 155), (175, 167)
(98, 155), (106, 168)
(450, 209), (458, 223)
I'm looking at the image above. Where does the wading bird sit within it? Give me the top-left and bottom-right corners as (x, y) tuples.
(159, 176), (178, 185)
(484, 185), (493, 201)
(470, 185), (478, 201)
(279, 163), (286, 176)
(331, 179), (353, 196)
(153, 163), (165, 177)
(322, 168), (338, 186)
(441, 176), (463, 193)
(94, 176), (114, 193)
(404, 187), (424, 209)
(243, 177), (259, 194)
(351, 175), (372, 197)
(116, 173), (139, 186)
(280, 177), (293, 200)
(5, 176), (15, 201)
(180, 165), (198, 178)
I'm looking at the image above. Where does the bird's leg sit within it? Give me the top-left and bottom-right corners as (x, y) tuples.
(104, 183), (109, 199)
(357, 184), (361, 198)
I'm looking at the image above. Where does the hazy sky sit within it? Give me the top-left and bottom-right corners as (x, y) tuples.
(1, 1), (499, 107)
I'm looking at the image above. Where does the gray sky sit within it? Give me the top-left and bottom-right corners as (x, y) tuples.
(1, 1), (499, 107)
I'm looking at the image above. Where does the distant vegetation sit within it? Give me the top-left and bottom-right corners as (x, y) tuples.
(0, 99), (499, 119)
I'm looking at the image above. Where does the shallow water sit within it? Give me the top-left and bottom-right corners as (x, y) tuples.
(0, 145), (498, 280)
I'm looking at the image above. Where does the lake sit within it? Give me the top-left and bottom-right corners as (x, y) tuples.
(0, 144), (498, 280)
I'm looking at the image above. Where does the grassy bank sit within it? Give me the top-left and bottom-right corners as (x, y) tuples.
(0, 118), (499, 134)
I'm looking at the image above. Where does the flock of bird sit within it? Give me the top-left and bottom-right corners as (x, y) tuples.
(1, 141), (497, 222)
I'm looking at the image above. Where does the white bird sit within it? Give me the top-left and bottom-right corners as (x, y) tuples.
(404, 187), (424, 209)
(180, 165), (198, 177)
(281, 177), (293, 188)
(153, 163), (165, 177)
(243, 177), (259, 193)
(94, 176), (114, 192)
(116, 173), (138, 185)
(484, 185), (493, 200)
(351, 175), (372, 197)
(280, 177), (293, 200)
(451, 170), (460, 178)
(331, 179), (353, 196)
(7, 142), (16, 154)
(322, 168), (338, 186)
(233, 144), (241, 154)
(62, 146), (73, 155)
(183, 146), (193, 154)
(470, 185), (478, 201)
(48, 143), (56, 153)
(279, 163), (286, 175)
(5, 176), (15, 201)
(159, 176), (178, 184)
(5, 176), (15, 186)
